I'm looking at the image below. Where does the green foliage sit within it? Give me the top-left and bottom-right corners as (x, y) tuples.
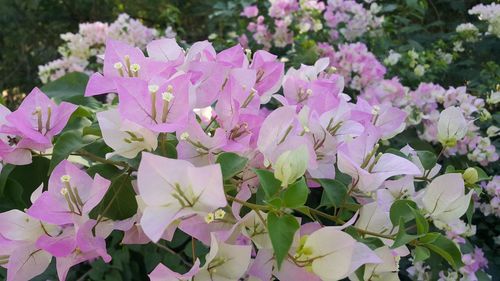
(281, 177), (309, 208)
(318, 178), (348, 208)
(267, 212), (300, 269)
(0, 157), (50, 211)
(88, 165), (137, 220)
(255, 169), (281, 198)
(216, 152), (248, 180)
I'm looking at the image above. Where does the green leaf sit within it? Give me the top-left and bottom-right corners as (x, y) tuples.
(0, 157), (50, 209)
(414, 246), (430, 262)
(391, 219), (420, 249)
(354, 266), (365, 281)
(0, 164), (16, 196)
(466, 199), (474, 224)
(418, 233), (440, 244)
(281, 177), (309, 208)
(424, 234), (463, 270)
(41, 72), (100, 108)
(90, 165), (137, 220)
(294, 206), (314, 220)
(267, 213), (299, 269)
(389, 200), (418, 226)
(216, 152), (248, 180)
(409, 207), (429, 235)
(318, 179), (347, 208)
(0, 179), (25, 212)
(416, 150), (437, 171)
(255, 169), (281, 198)
(445, 165), (456, 173)
(49, 130), (95, 173)
(385, 148), (410, 159)
(472, 167), (489, 181)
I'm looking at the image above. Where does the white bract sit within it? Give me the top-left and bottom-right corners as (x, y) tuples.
(97, 108), (158, 159)
(437, 107), (467, 147)
(422, 173), (473, 225)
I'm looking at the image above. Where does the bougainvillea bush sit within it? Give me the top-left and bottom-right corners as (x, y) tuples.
(1, 1), (499, 281)
(0, 35), (496, 281)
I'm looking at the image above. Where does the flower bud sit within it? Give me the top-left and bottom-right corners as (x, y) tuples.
(437, 107), (467, 147)
(462, 167), (479, 184)
(274, 145), (309, 187)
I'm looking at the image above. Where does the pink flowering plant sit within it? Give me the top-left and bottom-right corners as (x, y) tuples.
(0, 35), (496, 281)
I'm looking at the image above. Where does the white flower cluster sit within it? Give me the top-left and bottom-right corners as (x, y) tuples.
(469, 3), (500, 38)
(38, 14), (163, 84)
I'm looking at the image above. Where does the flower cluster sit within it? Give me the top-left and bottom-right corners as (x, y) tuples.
(38, 14), (160, 83)
(478, 176), (500, 218)
(469, 3), (500, 38)
(400, 84), (498, 165)
(0, 37), (491, 280)
(323, 0), (383, 41)
(314, 42), (498, 167)
(318, 42), (387, 91)
(241, 0), (325, 50)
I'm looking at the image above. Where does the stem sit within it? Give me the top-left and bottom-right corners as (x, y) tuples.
(155, 243), (193, 267)
(160, 133), (167, 156)
(75, 150), (133, 170)
(191, 237), (196, 264)
(226, 195), (270, 211)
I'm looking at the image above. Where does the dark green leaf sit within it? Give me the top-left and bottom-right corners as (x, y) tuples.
(409, 207), (429, 235)
(0, 164), (16, 196)
(391, 218), (420, 249)
(319, 178), (347, 208)
(255, 169), (281, 198)
(7, 157), (50, 207)
(414, 246), (430, 262)
(424, 234), (463, 270)
(49, 130), (95, 173)
(267, 213), (299, 269)
(389, 200), (417, 226)
(416, 150), (437, 171)
(91, 165), (137, 220)
(281, 177), (309, 208)
(41, 72), (100, 108)
(216, 152), (248, 180)
(419, 233), (440, 244)
(466, 199), (474, 224)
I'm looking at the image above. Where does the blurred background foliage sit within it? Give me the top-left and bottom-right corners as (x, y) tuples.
(0, 0), (243, 108)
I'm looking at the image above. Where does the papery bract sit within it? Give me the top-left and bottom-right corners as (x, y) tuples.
(137, 152), (227, 242)
(2, 87), (76, 147)
(97, 108), (158, 159)
(27, 160), (110, 225)
(421, 173), (473, 224)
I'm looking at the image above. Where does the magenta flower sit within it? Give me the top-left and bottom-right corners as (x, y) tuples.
(241, 5), (259, 18)
(27, 160), (110, 225)
(116, 74), (192, 133)
(250, 50), (284, 103)
(51, 220), (111, 281)
(0, 104), (32, 165)
(2, 87), (76, 147)
(337, 128), (420, 193)
(176, 118), (227, 166)
(85, 39), (170, 96)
